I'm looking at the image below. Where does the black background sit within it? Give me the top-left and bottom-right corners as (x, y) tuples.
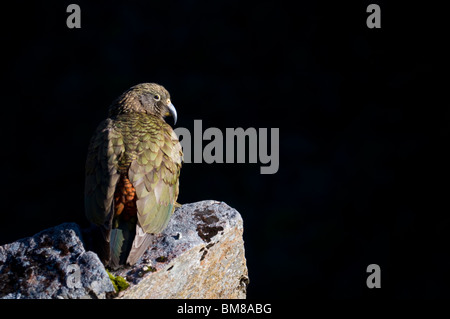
(1, 0), (447, 299)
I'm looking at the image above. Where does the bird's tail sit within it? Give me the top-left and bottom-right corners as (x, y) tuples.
(109, 228), (125, 269)
(126, 224), (155, 266)
(108, 215), (137, 269)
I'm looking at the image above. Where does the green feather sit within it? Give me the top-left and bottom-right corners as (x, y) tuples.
(85, 88), (182, 268)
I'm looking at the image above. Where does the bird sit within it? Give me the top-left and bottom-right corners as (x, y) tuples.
(84, 83), (183, 269)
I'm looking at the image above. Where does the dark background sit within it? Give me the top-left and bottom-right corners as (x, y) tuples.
(1, 0), (447, 299)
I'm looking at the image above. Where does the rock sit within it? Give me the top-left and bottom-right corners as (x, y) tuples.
(0, 200), (249, 299)
(0, 223), (115, 299)
(112, 200), (249, 299)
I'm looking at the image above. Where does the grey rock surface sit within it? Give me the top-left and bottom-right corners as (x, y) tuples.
(0, 223), (114, 299)
(0, 200), (249, 299)
(113, 200), (249, 299)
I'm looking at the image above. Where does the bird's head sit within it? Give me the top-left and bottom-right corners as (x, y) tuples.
(109, 83), (177, 125)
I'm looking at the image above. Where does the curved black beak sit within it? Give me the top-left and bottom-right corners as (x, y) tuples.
(167, 102), (177, 125)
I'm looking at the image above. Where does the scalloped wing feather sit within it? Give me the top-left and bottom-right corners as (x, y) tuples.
(129, 121), (182, 235)
(85, 119), (124, 232)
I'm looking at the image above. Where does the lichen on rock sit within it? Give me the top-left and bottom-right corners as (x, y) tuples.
(0, 223), (114, 299)
(112, 200), (249, 299)
(0, 200), (249, 299)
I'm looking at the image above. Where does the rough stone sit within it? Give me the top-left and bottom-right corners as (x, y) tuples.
(112, 200), (249, 299)
(0, 223), (115, 299)
(0, 200), (249, 299)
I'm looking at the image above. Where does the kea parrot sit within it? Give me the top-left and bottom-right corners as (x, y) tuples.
(84, 83), (183, 269)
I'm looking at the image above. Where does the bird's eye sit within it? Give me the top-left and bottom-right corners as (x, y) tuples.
(154, 94), (161, 101)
